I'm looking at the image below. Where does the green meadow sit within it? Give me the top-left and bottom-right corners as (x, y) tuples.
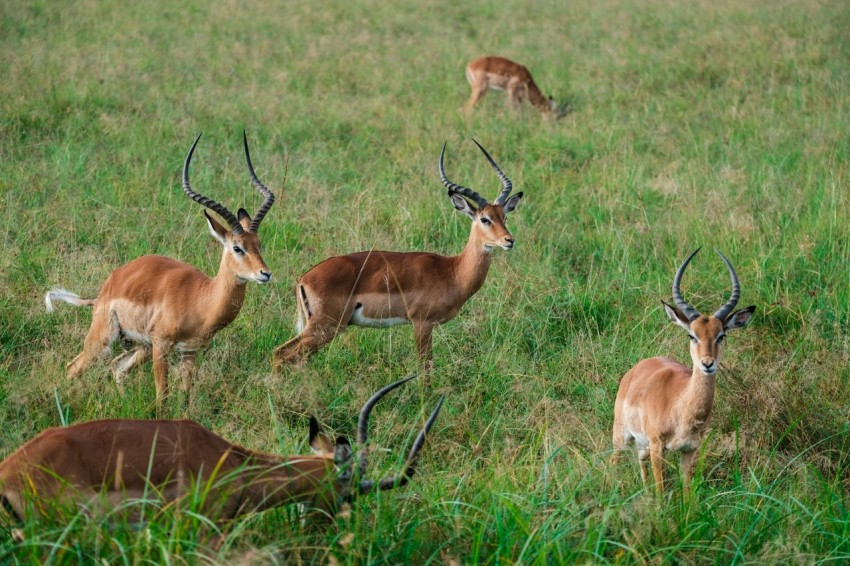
(2, 0), (849, 562)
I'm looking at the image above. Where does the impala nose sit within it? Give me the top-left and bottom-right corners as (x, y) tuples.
(258, 270), (272, 283)
(701, 359), (716, 374)
(503, 236), (515, 249)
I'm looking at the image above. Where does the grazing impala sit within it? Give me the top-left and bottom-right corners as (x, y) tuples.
(272, 141), (523, 370)
(465, 56), (566, 118)
(612, 248), (756, 493)
(45, 132), (276, 406)
(0, 375), (443, 522)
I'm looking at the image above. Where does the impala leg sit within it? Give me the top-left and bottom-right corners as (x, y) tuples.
(610, 425), (625, 466)
(272, 322), (340, 370)
(637, 448), (650, 485)
(465, 86), (487, 115)
(67, 310), (120, 379)
(649, 443), (665, 494)
(179, 352), (197, 392)
(151, 340), (173, 408)
(680, 449), (698, 491)
(111, 346), (150, 387)
(413, 321), (435, 372)
(506, 78), (523, 108)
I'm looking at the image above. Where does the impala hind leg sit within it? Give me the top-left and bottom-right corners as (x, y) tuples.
(272, 322), (341, 371)
(111, 346), (150, 387)
(66, 310), (120, 379)
(179, 352), (197, 392)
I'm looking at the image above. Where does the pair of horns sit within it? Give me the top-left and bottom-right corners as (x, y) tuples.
(182, 131), (276, 235)
(672, 248), (742, 322)
(355, 374), (444, 494)
(439, 140), (513, 208)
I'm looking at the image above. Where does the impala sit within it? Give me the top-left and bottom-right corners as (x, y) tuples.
(45, 132), (276, 406)
(465, 56), (566, 118)
(611, 248), (756, 493)
(0, 375), (443, 523)
(272, 140), (523, 370)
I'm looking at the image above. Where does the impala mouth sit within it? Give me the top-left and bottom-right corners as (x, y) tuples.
(500, 242), (515, 250)
(255, 273), (272, 284)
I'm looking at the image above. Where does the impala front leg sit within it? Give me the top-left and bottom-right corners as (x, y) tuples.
(413, 321), (435, 372)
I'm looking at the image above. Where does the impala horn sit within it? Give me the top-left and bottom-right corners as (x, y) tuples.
(439, 142), (489, 209)
(713, 250), (741, 321)
(356, 375), (444, 494)
(243, 130), (275, 232)
(182, 133), (245, 235)
(471, 139), (513, 205)
(672, 247), (702, 322)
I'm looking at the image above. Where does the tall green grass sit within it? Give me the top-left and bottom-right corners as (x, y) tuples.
(2, 0), (849, 562)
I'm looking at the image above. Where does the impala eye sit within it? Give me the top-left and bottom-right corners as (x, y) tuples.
(481, 217), (492, 226)
(717, 335), (725, 344)
(689, 335), (698, 344)
(233, 246), (245, 255)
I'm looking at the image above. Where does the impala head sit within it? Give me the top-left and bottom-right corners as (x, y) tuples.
(547, 96), (568, 119)
(662, 248), (756, 376)
(308, 375), (444, 503)
(182, 132), (275, 284)
(439, 140), (523, 251)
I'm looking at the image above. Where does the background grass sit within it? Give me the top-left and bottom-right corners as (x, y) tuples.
(2, 0), (849, 562)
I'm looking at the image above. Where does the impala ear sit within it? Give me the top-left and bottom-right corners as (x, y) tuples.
(237, 208), (252, 232)
(661, 300), (692, 331)
(309, 416), (334, 455)
(503, 192), (524, 214)
(204, 210), (228, 246)
(450, 193), (476, 219)
(724, 305), (756, 331)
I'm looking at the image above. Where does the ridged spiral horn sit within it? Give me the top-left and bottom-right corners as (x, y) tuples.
(243, 131), (275, 233)
(672, 247), (702, 322)
(439, 142), (489, 209)
(182, 133), (244, 235)
(471, 139), (513, 205)
(713, 250), (741, 321)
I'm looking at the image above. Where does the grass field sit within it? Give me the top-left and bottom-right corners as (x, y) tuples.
(2, 0), (850, 562)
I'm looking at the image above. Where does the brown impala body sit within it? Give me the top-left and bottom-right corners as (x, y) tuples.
(612, 248), (756, 493)
(45, 133), (276, 406)
(273, 141), (523, 370)
(465, 56), (566, 118)
(0, 376), (443, 522)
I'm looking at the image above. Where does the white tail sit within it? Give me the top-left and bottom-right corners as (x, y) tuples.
(273, 140), (523, 371)
(44, 288), (95, 312)
(46, 132), (277, 408)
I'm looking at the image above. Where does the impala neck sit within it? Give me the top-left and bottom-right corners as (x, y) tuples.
(525, 80), (549, 110)
(239, 452), (337, 513)
(452, 225), (495, 299)
(205, 252), (248, 327)
(683, 364), (717, 424)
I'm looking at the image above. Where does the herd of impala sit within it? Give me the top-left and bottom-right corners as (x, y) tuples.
(2, 57), (756, 535)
